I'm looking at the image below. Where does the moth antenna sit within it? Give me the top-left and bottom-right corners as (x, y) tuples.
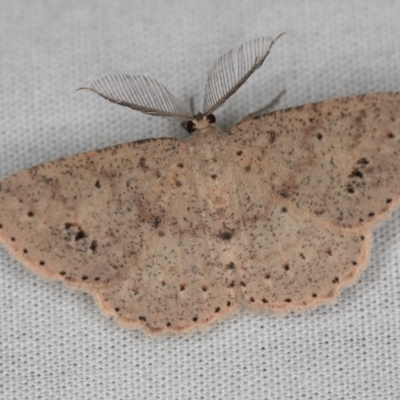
(78, 75), (194, 122)
(202, 33), (285, 116)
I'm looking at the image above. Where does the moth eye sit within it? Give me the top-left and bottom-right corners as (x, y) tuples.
(206, 114), (216, 124)
(186, 121), (196, 134)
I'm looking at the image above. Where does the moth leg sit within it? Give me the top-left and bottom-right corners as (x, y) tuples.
(241, 89), (286, 121)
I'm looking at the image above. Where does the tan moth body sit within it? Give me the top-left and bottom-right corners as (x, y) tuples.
(1, 36), (400, 333)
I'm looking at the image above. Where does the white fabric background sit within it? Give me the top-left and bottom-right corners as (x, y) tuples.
(1, 1), (400, 399)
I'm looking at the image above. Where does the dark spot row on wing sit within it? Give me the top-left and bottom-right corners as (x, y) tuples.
(0, 217), (105, 281)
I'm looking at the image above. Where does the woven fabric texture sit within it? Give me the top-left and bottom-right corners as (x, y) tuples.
(1, 1), (399, 399)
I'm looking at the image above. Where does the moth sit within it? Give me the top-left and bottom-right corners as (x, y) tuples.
(1, 34), (400, 334)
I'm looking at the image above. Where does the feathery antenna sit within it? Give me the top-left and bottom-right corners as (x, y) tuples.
(202, 33), (284, 116)
(78, 75), (194, 122)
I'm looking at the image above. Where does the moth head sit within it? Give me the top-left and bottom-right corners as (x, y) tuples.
(182, 113), (217, 134)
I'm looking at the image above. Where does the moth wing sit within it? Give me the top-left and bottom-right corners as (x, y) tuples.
(0, 138), (188, 284)
(0, 138), (238, 333)
(227, 93), (400, 229)
(226, 175), (370, 309)
(220, 93), (400, 309)
(93, 156), (241, 333)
